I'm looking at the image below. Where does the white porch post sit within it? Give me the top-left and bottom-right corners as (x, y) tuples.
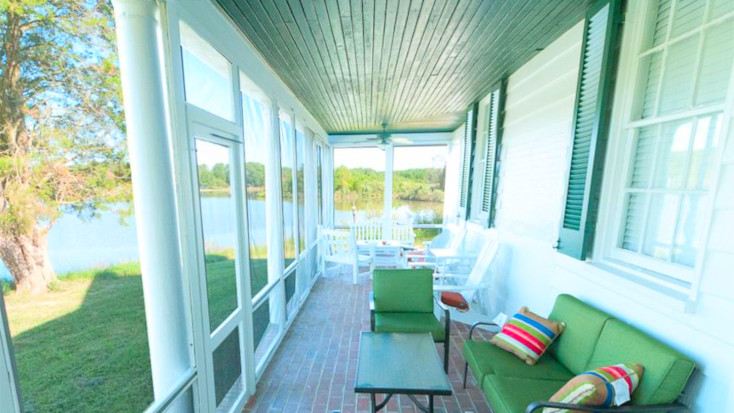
(383, 144), (394, 233)
(111, 0), (190, 401)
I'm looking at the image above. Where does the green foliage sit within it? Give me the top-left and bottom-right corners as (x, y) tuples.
(197, 163), (230, 191)
(1, 279), (14, 294)
(0, 0), (131, 286)
(334, 165), (445, 203)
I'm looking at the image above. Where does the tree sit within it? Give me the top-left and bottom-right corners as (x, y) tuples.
(0, 0), (130, 292)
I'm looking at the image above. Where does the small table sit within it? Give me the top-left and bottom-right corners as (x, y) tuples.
(354, 332), (452, 412)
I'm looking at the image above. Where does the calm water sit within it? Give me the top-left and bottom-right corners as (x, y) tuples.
(0, 198), (441, 280)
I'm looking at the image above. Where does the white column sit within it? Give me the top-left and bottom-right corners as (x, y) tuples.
(111, 0), (190, 401)
(383, 144), (394, 235)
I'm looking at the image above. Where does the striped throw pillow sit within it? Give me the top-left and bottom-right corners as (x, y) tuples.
(544, 363), (644, 413)
(489, 307), (565, 365)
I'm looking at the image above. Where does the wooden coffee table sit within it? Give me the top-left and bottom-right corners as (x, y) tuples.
(354, 332), (452, 412)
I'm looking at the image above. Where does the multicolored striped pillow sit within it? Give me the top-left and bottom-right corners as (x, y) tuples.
(544, 363), (644, 413)
(489, 307), (565, 365)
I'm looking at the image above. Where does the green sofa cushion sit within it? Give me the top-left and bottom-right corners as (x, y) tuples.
(373, 269), (434, 313)
(548, 294), (614, 375)
(483, 374), (568, 413)
(587, 319), (695, 405)
(373, 312), (445, 341)
(464, 340), (574, 386)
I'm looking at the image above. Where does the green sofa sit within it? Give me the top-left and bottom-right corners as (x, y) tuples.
(463, 294), (695, 413)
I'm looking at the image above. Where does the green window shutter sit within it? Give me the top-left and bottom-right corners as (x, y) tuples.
(479, 82), (505, 228)
(558, 0), (622, 259)
(458, 104), (478, 220)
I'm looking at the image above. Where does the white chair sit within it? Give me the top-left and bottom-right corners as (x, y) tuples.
(321, 229), (373, 284)
(433, 230), (499, 307)
(389, 220), (415, 247)
(407, 225), (466, 269)
(371, 244), (404, 268)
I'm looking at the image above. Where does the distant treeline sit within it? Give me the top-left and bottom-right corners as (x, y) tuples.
(199, 163), (445, 203)
(334, 166), (445, 203)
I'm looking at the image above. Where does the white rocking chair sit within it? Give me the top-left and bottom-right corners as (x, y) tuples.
(321, 229), (373, 284)
(433, 230), (499, 308)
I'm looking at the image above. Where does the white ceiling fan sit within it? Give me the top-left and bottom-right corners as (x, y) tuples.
(365, 122), (413, 148)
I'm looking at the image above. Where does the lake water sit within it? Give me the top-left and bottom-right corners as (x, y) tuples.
(0, 198), (441, 280)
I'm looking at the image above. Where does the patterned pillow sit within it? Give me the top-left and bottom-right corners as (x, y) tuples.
(489, 307), (565, 365)
(544, 363), (644, 413)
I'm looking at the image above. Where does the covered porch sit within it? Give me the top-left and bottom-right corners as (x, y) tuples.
(0, 0), (732, 412)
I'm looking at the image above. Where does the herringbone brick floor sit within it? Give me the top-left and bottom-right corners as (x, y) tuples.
(243, 269), (494, 413)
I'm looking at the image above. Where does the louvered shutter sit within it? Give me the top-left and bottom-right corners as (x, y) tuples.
(558, 0), (622, 259)
(477, 83), (505, 227)
(458, 105), (477, 220)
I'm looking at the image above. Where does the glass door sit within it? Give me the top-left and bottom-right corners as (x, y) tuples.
(191, 124), (248, 412)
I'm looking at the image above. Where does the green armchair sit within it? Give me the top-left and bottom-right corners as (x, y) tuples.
(370, 268), (451, 372)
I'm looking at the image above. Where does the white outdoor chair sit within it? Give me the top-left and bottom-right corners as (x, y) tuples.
(407, 225), (466, 269)
(371, 244), (405, 269)
(322, 229), (373, 284)
(433, 230), (499, 308)
(389, 220), (416, 247)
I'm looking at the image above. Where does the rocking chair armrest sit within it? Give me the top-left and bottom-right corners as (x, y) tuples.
(525, 401), (688, 413)
(468, 321), (500, 340)
(433, 283), (490, 292)
(433, 272), (470, 279)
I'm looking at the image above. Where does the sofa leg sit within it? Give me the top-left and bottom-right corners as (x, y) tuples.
(463, 362), (468, 388)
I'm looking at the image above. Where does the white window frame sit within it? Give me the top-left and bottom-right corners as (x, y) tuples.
(594, 0), (734, 298)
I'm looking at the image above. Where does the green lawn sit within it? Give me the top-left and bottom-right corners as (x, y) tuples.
(4, 255), (272, 413)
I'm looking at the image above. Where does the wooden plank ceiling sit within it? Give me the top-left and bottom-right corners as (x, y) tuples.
(216, 0), (590, 134)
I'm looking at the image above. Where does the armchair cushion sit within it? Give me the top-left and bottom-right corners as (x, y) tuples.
(373, 312), (445, 341)
(373, 269), (434, 313)
(464, 340), (573, 386)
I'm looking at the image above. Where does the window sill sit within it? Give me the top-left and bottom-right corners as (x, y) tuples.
(553, 252), (697, 313)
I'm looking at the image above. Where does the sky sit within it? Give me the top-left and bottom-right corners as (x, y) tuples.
(334, 145), (448, 171)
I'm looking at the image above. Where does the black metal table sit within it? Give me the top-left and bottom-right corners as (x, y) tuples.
(354, 332), (453, 412)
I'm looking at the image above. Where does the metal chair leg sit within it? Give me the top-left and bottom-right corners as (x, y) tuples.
(443, 340), (449, 373)
(463, 362), (469, 388)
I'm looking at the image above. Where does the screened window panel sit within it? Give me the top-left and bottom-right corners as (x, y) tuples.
(179, 23), (234, 121)
(240, 73), (271, 298)
(279, 111), (296, 267)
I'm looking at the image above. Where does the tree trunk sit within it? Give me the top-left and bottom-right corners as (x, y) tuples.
(0, 227), (57, 293)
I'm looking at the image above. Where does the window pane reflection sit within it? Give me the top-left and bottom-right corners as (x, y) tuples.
(195, 139), (238, 332)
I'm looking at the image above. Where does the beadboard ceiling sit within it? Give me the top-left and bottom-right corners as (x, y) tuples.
(215, 0), (590, 134)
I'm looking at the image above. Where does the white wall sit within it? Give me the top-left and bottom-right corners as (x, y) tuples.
(460, 20), (734, 411)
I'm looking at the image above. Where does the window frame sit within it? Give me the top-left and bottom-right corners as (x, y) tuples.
(594, 0), (733, 295)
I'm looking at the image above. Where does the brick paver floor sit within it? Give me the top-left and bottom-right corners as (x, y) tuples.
(243, 268), (494, 413)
